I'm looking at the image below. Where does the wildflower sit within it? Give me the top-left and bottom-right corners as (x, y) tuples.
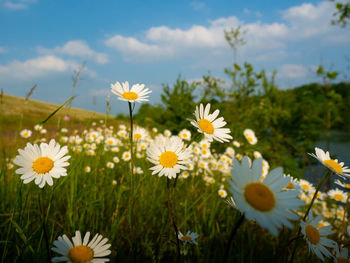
(40, 128), (47, 134)
(164, 129), (172, 137)
(309, 147), (350, 178)
(119, 124), (126, 130)
(178, 231), (198, 245)
(106, 162), (114, 169)
(61, 128), (68, 133)
(233, 141), (240, 147)
(190, 103), (232, 143)
(105, 137), (117, 146)
(328, 188), (347, 203)
(133, 127), (148, 141)
(111, 147), (120, 153)
(113, 157), (120, 163)
(253, 151), (262, 159)
(51, 230), (111, 263)
(7, 162), (14, 169)
(20, 129), (32, 138)
(299, 179), (316, 193)
(218, 189), (227, 198)
(34, 124), (42, 131)
(111, 81), (151, 103)
(228, 157), (303, 235)
(179, 129), (191, 141)
(122, 151), (131, 161)
(200, 139), (210, 149)
(243, 129), (258, 145)
(147, 135), (191, 179)
(13, 139), (70, 188)
(300, 214), (337, 261)
(112, 180), (117, 185)
(84, 166), (91, 173)
(335, 179), (350, 190)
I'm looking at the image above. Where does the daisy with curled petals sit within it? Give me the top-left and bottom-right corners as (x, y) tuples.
(13, 139), (70, 188)
(110, 81), (151, 103)
(309, 147), (350, 178)
(227, 157), (304, 236)
(51, 230), (111, 263)
(300, 213), (337, 261)
(147, 135), (192, 179)
(190, 103), (232, 143)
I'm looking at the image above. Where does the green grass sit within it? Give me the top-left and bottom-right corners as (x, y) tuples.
(0, 96), (347, 263)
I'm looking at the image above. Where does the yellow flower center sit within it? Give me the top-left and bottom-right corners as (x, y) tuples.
(198, 119), (214, 134)
(334, 193), (344, 201)
(181, 235), (192, 241)
(301, 184), (309, 191)
(248, 137), (253, 143)
(244, 182), (275, 212)
(32, 157), (54, 174)
(305, 224), (320, 245)
(285, 182), (294, 189)
(122, 91), (138, 100)
(134, 133), (142, 140)
(183, 133), (188, 137)
(323, 159), (343, 174)
(159, 151), (178, 168)
(337, 258), (350, 263)
(68, 245), (94, 263)
(107, 140), (113, 145)
(23, 132), (28, 137)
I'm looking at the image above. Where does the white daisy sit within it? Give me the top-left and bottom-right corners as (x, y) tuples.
(13, 139), (70, 188)
(178, 231), (198, 245)
(20, 129), (32, 138)
(133, 127), (149, 141)
(190, 103), (232, 143)
(51, 230), (111, 263)
(300, 214), (337, 261)
(309, 147), (350, 178)
(84, 166), (91, 173)
(111, 81), (151, 103)
(233, 141), (240, 148)
(243, 129), (258, 145)
(106, 162), (114, 169)
(178, 129), (191, 141)
(147, 135), (192, 179)
(218, 189), (227, 198)
(122, 151), (131, 162)
(228, 157), (304, 236)
(299, 179), (316, 193)
(164, 129), (172, 137)
(335, 179), (350, 191)
(328, 188), (347, 203)
(335, 246), (350, 263)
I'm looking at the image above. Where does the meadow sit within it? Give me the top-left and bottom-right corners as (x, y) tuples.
(1, 84), (349, 263)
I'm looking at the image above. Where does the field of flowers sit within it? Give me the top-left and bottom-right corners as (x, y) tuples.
(1, 81), (350, 263)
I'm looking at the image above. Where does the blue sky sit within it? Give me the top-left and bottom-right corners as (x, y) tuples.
(0, 0), (349, 114)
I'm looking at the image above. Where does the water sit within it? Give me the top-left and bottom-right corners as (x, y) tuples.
(305, 130), (350, 186)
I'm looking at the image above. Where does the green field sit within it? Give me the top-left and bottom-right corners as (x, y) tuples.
(0, 93), (349, 263)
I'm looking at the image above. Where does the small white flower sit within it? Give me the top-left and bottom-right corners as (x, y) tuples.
(111, 81), (151, 103)
(178, 231), (198, 245)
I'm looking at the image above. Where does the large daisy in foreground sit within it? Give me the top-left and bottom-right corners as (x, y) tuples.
(147, 135), (192, 179)
(13, 139), (70, 188)
(51, 230), (111, 263)
(309, 147), (350, 178)
(190, 103), (232, 143)
(300, 214), (337, 261)
(110, 81), (151, 103)
(228, 157), (303, 236)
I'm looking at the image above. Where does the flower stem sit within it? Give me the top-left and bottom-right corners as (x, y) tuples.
(222, 213), (245, 263)
(289, 170), (330, 263)
(39, 190), (51, 263)
(167, 178), (181, 257)
(128, 102), (135, 197)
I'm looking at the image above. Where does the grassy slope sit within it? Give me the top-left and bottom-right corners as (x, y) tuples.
(0, 94), (118, 152)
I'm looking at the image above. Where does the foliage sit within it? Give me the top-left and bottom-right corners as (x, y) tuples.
(331, 0), (350, 27)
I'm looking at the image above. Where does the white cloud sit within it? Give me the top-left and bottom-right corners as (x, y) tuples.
(278, 64), (310, 79)
(0, 55), (96, 81)
(105, 1), (350, 63)
(38, 40), (109, 64)
(3, 0), (36, 9)
(0, 47), (7, 54)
